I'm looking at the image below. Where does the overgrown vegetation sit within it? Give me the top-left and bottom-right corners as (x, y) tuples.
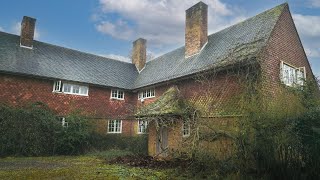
(137, 58), (320, 179)
(0, 102), (147, 156)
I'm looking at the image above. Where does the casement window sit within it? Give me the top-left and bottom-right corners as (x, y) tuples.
(59, 117), (68, 128)
(137, 119), (148, 134)
(138, 88), (155, 100)
(111, 89), (124, 100)
(108, 120), (122, 133)
(53, 80), (88, 96)
(182, 120), (190, 137)
(280, 61), (306, 87)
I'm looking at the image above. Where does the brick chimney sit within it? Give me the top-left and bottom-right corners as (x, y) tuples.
(20, 16), (36, 48)
(185, 1), (208, 57)
(132, 38), (146, 71)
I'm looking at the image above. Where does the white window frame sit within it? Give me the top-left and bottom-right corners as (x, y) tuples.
(182, 120), (190, 137)
(53, 80), (89, 96)
(110, 89), (125, 100)
(280, 61), (306, 87)
(53, 80), (62, 92)
(59, 117), (68, 128)
(138, 88), (155, 100)
(137, 119), (148, 134)
(107, 120), (122, 134)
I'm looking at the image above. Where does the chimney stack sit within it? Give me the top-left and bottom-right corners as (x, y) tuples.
(20, 16), (36, 48)
(132, 38), (146, 71)
(185, 1), (208, 57)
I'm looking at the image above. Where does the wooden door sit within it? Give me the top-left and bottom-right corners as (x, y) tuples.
(156, 126), (168, 157)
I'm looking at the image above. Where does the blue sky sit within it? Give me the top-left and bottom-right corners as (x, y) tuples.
(0, 0), (319, 77)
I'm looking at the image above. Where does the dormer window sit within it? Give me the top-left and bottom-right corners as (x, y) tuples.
(280, 61), (306, 87)
(53, 80), (88, 96)
(111, 89), (124, 100)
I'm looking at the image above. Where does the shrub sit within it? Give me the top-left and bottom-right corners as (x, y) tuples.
(0, 102), (59, 156)
(293, 108), (320, 179)
(0, 103), (94, 156)
(89, 133), (148, 155)
(54, 113), (92, 155)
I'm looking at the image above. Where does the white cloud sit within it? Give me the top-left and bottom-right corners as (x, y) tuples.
(96, 19), (133, 40)
(94, 0), (244, 48)
(310, 0), (320, 8)
(293, 14), (320, 37)
(11, 22), (40, 39)
(99, 53), (131, 63)
(293, 14), (320, 58)
(0, 26), (3, 31)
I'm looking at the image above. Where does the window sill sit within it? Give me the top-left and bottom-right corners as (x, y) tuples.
(138, 96), (155, 100)
(52, 91), (88, 97)
(110, 97), (124, 100)
(107, 132), (122, 134)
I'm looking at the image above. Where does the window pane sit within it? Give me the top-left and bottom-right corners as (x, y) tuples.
(138, 120), (148, 133)
(63, 84), (72, 93)
(147, 89), (151, 97)
(54, 81), (61, 91)
(111, 90), (117, 98)
(115, 120), (121, 132)
(72, 85), (80, 94)
(108, 120), (114, 132)
(79, 86), (88, 95)
(297, 70), (304, 86)
(183, 120), (190, 137)
(118, 91), (124, 99)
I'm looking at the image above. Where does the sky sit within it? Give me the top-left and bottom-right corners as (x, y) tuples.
(0, 0), (319, 77)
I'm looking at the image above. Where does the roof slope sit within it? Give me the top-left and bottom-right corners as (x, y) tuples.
(0, 4), (286, 90)
(0, 32), (138, 89)
(133, 3), (286, 89)
(136, 86), (186, 117)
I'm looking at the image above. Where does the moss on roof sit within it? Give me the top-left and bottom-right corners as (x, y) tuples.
(135, 87), (187, 117)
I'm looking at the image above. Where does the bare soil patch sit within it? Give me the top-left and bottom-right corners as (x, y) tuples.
(107, 155), (191, 169)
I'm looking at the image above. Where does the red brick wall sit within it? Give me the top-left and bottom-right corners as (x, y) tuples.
(0, 73), (136, 136)
(135, 72), (242, 109)
(141, 72), (243, 156)
(259, 4), (314, 94)
(93, 119), (136, 136)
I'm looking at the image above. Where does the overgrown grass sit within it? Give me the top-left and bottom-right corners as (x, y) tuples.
(0, 154), (178, 179)
(88, 149), (133, 160)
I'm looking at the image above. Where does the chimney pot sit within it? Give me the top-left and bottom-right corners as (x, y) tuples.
(20, 16), (36, 48)
(185, 1), (208, 57)
(132, 38), (147, 71)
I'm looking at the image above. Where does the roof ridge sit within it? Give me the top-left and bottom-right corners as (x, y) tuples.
(0, 31), (134, 65)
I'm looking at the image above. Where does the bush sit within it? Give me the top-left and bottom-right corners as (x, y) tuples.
(0, 102), (59, 156)
(0, 102), (148, 157)
(293, 108), (320, 179)
(54, 113), (92, 155)
(0, 103), (93, 156)
(89, 133), (148, 155)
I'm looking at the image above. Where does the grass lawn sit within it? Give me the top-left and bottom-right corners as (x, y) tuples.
(0, 151), (181, 179)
